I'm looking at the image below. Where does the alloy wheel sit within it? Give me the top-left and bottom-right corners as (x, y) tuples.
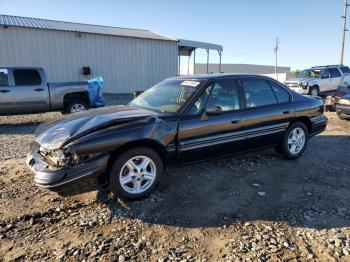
(119, 156), (157, 194)
(71, 103), (86, 113)
(310, 88), (318, 97)
(287, 127), (305, 155)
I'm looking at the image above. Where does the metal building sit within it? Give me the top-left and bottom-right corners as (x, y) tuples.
(194, 63), (291, 82)
(0, 14), (222, 94)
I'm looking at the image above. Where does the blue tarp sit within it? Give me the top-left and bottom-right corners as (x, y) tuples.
(88, 76), (106, 107)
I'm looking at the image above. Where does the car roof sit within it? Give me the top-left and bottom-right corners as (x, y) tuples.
(170, 73), (274, 81)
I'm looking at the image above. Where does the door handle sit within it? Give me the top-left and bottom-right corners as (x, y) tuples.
(282, 111), (290, 114)
(34, 88), (45, 92)
(0, 89), (10, 93)
(231, 119), (241, 124)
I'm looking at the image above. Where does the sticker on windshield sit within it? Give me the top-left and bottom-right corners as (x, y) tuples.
(181, 81), (200, 87)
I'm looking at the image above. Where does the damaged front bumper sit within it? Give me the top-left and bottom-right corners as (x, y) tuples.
(26, 143), (109, 188)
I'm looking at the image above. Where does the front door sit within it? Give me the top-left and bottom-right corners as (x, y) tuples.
(12, 69), (50, 113)
(0, 69), (15, 115)
(178, 79), (245, 163)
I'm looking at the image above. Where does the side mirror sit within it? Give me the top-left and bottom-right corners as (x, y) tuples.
(206, 105), (222, 116)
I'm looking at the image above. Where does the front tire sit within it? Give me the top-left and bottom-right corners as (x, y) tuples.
(280, 122), (308, 160)
(109, 147), (164, 200)
(309, 86), (319, 97)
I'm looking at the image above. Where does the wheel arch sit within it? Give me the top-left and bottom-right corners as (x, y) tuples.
(107, 139), (168, 173)
(289, 117), (312, 134)
(63, 92), (90, 107)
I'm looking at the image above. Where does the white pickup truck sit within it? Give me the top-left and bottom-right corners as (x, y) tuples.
(284, 65), (350, 96)
(0, 67), (105, 115)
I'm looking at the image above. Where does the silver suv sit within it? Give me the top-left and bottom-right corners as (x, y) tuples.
(285, 65), (350, 96)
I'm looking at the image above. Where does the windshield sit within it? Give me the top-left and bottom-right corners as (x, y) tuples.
(297, 69), (321, 78)
(129, 79), (204, 113)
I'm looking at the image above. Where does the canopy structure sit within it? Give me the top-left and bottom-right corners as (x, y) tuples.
(177, 39), (223, 75)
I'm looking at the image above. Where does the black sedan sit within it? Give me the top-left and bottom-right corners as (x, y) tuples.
(27, 74), (327, 199)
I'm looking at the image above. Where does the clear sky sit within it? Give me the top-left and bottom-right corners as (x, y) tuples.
(0, 0), (347, 70)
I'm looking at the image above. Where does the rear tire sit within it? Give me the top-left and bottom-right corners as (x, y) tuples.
(65, 100), (89, 114)
(109, 147), (163, 200)
(280, 122), (308, 160)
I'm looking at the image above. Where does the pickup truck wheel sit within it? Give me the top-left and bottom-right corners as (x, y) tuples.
(109, 147), (163, 200)
(280, 122), (308, 160)
(66, 100), (89, 113)
(309, 86), (319, 97)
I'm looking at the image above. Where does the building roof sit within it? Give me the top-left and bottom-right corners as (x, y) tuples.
(178, 39), (223, 52)
(0, 14), (176, 41)
(171, 73), (276, 80)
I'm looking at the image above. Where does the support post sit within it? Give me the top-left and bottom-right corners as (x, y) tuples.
(218, 51), (222, 73)
(193, 49), (196, 75)
(206, 49), (209, 74)
(187, 52), (191, 75)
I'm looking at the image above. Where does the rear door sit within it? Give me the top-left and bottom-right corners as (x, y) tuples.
(238, 76), (295, 149)
(0, 68), (15, 114)
(12, 69), (50, 113)
(178, 78), (246, 163)
(329, 67), (342, 91)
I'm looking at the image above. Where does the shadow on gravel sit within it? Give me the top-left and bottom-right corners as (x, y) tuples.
(0, 122), (42, 134)
(57, 135), (350, 230)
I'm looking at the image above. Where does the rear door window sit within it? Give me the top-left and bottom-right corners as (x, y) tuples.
(0, 69), (9, 86)
(330, 68), (341, 78)
(240, 78), (278, 108)
(13, 69), (42, 86)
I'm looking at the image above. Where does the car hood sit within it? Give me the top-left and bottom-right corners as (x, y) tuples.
(341, 94), (350, 100)
(35, 105), (157, 150)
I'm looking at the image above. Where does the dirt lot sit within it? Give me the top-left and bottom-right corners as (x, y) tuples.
(1, 111), (350, 262)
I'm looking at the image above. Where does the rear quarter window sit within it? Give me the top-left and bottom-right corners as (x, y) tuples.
(340, 66), (350, 74)
(13, 69), (42, 86)
(268, 81), (290, 103)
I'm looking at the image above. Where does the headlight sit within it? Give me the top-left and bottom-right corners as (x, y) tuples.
(39, 146), (73, 167)
(338, 98), (350, 106)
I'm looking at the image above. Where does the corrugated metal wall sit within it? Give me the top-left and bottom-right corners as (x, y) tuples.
(0, 26), (178, 93)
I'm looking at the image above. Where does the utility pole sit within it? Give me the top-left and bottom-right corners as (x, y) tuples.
(274, 37), (279, 80)
(340, 0), (349, 64)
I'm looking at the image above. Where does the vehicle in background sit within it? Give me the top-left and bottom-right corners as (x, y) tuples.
(0, 67), (105, 115)
(326, 73), (350, 120)
(284, 65), (350, 97)
(27, 74), (327, 200)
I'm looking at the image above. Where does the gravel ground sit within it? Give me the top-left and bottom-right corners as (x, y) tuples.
(1, 110), (350, 261)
